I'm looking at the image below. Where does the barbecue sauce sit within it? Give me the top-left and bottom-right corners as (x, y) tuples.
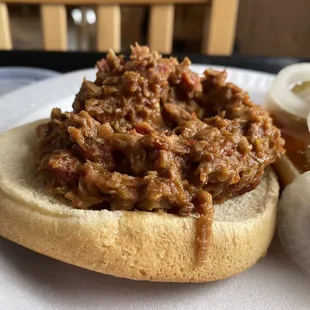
(271, 111), (310, 173)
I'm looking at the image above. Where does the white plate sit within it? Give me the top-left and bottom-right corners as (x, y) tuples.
(0, 65), (309, 310)
(0, 67), (59, 96)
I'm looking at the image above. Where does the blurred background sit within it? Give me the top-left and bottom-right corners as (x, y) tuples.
(2, 0), (310, 57)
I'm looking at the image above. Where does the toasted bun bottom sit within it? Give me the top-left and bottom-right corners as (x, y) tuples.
(0, 121), (279, 282)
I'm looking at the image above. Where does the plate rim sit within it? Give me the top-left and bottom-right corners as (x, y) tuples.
(0, 67), (59, 79)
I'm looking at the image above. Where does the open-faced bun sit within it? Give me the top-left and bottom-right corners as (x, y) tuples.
(0, 120), (279, 282)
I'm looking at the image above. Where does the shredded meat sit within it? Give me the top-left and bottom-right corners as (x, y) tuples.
(36, 44), (285, 263)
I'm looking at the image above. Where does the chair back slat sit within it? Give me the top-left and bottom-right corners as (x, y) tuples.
(1, 0), (239, 55)
(0, 3), (12, 49)
(41, 4), (68, 50)
(203, 0), (239, 55)
(97, 5), (121, 52)
(149, 4), (174, 54)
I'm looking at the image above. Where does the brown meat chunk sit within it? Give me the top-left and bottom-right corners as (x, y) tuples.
(37, 44), (285, 218)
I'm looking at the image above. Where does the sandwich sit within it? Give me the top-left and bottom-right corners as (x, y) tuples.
(0, 44), (285, 282)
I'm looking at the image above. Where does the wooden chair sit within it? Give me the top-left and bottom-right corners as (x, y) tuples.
(0, 0), (239, 55)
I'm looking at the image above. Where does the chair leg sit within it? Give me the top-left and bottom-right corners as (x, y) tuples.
(202, 0), (239, 55)
(0, 3), (12, 50)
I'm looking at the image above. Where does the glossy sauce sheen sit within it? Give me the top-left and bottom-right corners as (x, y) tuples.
(271, 111), (310, 173)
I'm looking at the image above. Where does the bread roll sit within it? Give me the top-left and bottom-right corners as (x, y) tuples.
(0, 120), (279, 282)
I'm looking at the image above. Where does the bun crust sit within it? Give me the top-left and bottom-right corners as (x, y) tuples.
(0, 121), (279, 282)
